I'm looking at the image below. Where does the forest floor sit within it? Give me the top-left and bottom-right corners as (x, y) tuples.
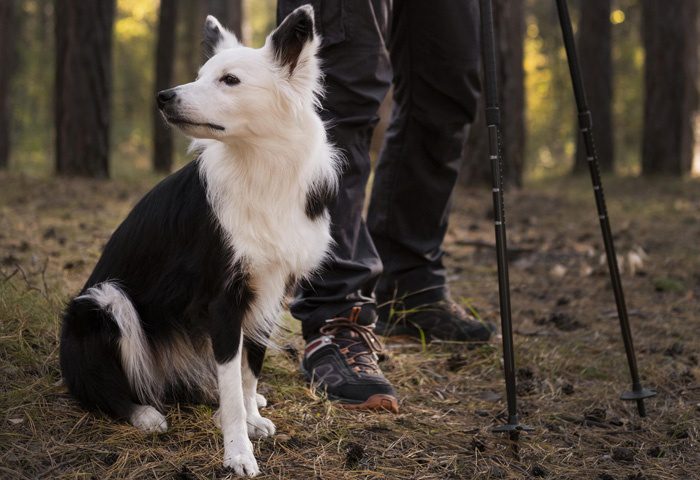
(1, 170), (699, 480)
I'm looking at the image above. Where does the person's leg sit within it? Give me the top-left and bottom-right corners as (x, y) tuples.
(279, 0), (398, 412)
(368, 0), (491, 340)
(278, 0), (392, 340)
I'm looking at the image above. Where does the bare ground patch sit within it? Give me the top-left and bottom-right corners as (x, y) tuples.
(1, 171), (698, 479)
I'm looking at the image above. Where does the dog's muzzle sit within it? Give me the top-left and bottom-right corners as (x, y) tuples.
(156, 89), (177, 110)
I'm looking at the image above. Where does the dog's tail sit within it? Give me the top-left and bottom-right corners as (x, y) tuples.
(60, 282), (161, 416)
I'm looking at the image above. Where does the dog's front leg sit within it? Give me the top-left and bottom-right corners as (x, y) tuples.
(218, 349), (258, 476)
(210, 294), (259, 477)
(242, 338), (275, 439)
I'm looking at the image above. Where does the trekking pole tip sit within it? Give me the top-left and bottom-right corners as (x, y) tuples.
(492, 422), (535, 434)
(620, 387), (656, 417)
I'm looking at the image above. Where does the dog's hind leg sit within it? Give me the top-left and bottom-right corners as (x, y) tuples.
(242, 338), (275, 439)
(129, 405), (168, 432)
(61, 283), (167, 432)
(61, 295), (165, 431)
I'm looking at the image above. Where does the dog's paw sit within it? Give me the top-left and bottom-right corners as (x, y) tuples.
(247, 414), (276, 439)
(130, 405), (168, 433)
(255, 393), (267, 408)
(223, 439), (259, 477)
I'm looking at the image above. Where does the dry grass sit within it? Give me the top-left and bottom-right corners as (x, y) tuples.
(1, 171), (699, 479)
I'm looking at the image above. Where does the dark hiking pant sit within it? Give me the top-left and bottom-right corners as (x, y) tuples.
(277, 0), (481, 339)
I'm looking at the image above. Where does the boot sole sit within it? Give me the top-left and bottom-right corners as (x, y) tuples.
(301, 363), (400, 414)
(335, 394), (400, 414)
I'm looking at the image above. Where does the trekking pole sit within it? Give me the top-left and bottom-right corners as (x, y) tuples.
(479, 0), (533, 438)
(555, 0), (656, 417)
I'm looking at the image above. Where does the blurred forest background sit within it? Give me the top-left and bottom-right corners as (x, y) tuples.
(3, 3), (700, 478)
(0, 0), (698, 183)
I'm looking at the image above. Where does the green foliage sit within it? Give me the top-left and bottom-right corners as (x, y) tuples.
(246, 0), (276, 48)
(611, 0), (644, 175)
(524, 0), (645, 179)
(7, 0), (647, 179)
(112, 0), (158, 176)
(10, 1), (55, 175)
(652, 277), (686, 293)
(524, 0), (577, 179)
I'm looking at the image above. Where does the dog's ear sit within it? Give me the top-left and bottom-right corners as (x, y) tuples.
(266, 5), (318, 77)
(203, 15), (239, 57)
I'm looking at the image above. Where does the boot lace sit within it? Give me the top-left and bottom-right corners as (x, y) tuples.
(320, 307), (384, 375)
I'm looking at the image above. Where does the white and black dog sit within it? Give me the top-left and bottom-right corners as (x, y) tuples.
(60, 6), (337, 476)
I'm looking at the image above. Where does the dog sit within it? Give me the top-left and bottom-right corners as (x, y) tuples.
(59, 6), (337, 476)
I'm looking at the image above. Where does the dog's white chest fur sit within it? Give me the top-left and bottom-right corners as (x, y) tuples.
(197, 139), (335, 337)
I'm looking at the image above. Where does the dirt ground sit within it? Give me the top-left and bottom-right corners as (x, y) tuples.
(1, 170), (698, 480)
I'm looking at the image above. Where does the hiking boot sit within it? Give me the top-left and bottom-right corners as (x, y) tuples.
(301, 307), (399, 413)
(375, 299), (496, 342)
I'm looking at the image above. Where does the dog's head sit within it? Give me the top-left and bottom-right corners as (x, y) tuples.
(157, 5), (320, 141)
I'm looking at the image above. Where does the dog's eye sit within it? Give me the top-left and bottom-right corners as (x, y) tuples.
(220, 74), (240, 86)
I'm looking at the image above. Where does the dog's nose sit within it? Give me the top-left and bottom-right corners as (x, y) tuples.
(157, 89), (177, 108)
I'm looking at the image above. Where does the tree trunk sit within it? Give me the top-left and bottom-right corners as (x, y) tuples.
(207, 0), (243, 40)
(461, 0), (525, 187)
(153, 0), (178, 173)
(641, 0), (698, 176)
(574, 0), (613, 173)
(0, 0), (16, 169)
(55, 0), (115, 178)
